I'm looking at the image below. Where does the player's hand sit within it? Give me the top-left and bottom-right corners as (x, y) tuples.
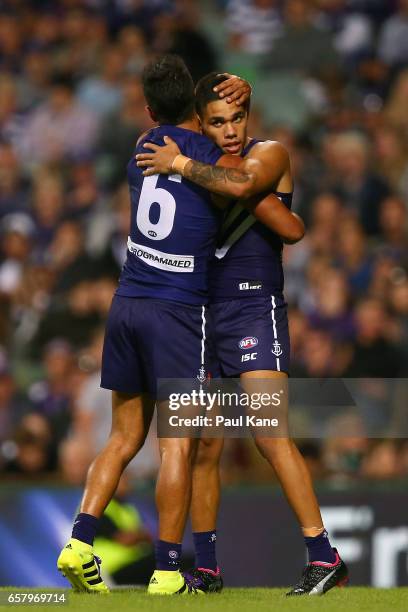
(135, 136), (181, 176)
(213, 73), (252, 106)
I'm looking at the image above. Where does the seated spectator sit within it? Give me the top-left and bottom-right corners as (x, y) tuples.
(373, 126), (408, 199)
(308, 270), (355, 342)
(0, 349), (28, 446)
(97, 77), (150, 190)
(360, 440), (400, 479)
(153, 4), (218, 83)
(0, 143), (29, 219)
(226, 0), (282, 55)
(19, 74), (98, 165)
(27, 340), (76, 453)
(378, 0), (408, 70)
(265, 0), (339, 76)
(3, 412), (54, 476)
(323, 131), (390, 234)
(77, 45), (124, 117)
(316, 0), (373, 65)
(377, 196), (408, 262)
(30, 171), (65, 257)
(345, 298), (402, 377)
(0, 213), (34, 297)
(336, 216), (374, 294)
(384, 68), (408, 133)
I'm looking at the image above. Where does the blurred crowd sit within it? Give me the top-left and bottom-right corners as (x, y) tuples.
(0, 0), (407, 486)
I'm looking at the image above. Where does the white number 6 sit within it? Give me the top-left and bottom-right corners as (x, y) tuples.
(136, 175), (176, 240)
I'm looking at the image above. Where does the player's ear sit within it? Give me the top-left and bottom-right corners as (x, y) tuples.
(196, 112), (203, 133)
(145, 105), (157, 122)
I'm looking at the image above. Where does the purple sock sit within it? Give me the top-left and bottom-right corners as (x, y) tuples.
(155, 540), (182, 571)
(193, 530), (217, 571)
(71, 512), (98, 546)
(304, 530), (336, 564)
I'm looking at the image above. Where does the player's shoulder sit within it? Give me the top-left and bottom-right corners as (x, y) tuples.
(249, 139), (289, 160)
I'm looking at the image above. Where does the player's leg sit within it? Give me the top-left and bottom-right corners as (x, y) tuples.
(242, 371), (348, 595)
(144, 301), (215, 595)
(58, 294), (154, 592)
(186, 437), (224, 592)
(58, 391), (154, 592)
(57, 391), (155, 592)
(242, 370), (324, 529)
(80, 391), (155, 517)
(147, 434), (201, 594)
(214, 295), (347, 595)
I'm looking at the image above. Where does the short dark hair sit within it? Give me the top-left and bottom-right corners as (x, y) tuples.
(195, 72), (250, 118)
(142, 54), (195, 125)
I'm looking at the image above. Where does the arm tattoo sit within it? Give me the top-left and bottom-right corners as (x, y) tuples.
(184, 160), (251, 191)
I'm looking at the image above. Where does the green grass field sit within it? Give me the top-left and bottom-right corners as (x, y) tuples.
(1, 587), (407, 612)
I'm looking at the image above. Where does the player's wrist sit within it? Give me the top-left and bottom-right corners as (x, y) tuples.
(171, 154), (191, 175)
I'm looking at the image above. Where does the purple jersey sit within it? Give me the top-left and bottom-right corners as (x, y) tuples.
(209, 138), (293, 301)
(117, 125), (223, 305)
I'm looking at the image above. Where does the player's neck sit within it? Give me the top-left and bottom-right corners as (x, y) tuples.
(177, 116), (201, 133)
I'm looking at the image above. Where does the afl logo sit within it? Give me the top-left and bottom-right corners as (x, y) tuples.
(148, 230), (157, 237)
(239, 336), (258, 350)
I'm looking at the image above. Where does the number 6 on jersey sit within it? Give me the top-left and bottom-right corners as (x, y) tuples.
(136, 175), (176, 240)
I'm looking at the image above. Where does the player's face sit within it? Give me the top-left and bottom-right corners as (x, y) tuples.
(200, 99), (248, 156)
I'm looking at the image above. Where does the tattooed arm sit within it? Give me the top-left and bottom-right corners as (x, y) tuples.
(135, 137), (304, 240)
(136, 137), (290, 199)
(136, 136), (260, 199)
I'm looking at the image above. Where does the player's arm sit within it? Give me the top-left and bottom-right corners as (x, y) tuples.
(136, 137), (258, 199)
(136, 139), (288, 199)
(246, 193), (305, 244)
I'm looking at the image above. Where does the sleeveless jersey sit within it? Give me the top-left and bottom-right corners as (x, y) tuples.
(209, 138), (293, 301)
(116, 125), (223, 304)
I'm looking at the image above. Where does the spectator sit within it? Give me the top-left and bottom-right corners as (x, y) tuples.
(266, 0), (339, 76)
(19, 74), (98, 165)
(0, 143), (29, 219)
(27, 340), (76, 453)
(77, 45), (125, 116)
(323, 131), (390, 234)
(226, 0), (282, 55)
(308, 270), (355, 342)
(97, 77), (150, 189)
(378, 0), (408, 70)
(317, 0), (373, 65)
(0, 213), (34, 297)
(377, 196), (408, 262)
(336, 216), (374, 294)
(345, 298), (401, 377)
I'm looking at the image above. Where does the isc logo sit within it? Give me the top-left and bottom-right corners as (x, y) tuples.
(241, 352), (258, 362)
(239, 336), (258, 349)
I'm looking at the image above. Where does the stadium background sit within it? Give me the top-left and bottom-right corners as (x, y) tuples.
(0, 0), (407, 589)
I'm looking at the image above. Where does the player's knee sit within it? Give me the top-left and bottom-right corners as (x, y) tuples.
(194, 438), (223, 467)
(254, 436), (291, 461)
(109, 431), (145, 463)
(160, 438), (197, 463)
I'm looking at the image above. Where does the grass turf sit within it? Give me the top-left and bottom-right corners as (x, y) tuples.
(1, 587), (408, 612)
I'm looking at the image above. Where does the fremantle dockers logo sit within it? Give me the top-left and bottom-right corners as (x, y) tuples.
(197, 365), (207, 383)
(271, 340), (283, 356)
